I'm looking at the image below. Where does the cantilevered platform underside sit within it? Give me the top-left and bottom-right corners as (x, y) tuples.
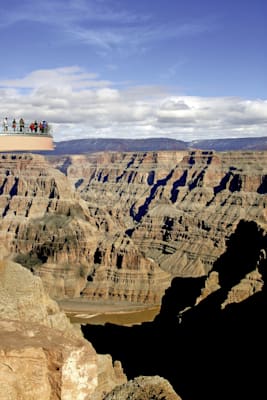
(0, 134), (54, 151)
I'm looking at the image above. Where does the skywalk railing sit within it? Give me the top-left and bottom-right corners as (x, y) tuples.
(1, 123), (52, 136)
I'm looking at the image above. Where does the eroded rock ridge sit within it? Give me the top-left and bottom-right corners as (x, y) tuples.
(1, 151), (267, 306)
(83, 219), (267, 400)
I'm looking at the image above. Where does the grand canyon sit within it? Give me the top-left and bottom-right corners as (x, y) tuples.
(1, 143), (267, 399)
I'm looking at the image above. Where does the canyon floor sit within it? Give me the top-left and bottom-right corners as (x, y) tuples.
(58, 299), (160, 325)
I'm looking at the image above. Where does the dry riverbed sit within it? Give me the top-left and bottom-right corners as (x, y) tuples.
(58, 299), (161, 326)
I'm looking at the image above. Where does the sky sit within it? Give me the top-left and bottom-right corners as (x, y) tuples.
(0, 0), (266, 142)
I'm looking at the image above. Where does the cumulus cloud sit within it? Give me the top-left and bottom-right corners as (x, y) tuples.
(0, 66), (266, 142)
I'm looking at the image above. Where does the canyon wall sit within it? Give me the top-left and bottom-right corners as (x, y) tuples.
(1, 149), (267, 398)
(83, 219), (267, 400)
(53, 149), (267, 281)
(1, 150), (267, 305)
(0, 153), (171, 304)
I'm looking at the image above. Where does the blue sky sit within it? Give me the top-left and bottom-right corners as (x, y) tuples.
(0, 0), (266, 142)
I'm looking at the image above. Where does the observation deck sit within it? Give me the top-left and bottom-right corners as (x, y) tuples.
(0, 124), (55, 152)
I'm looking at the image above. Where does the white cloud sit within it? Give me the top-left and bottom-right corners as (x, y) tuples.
(0, 67), (110, 90)
(0, 66), (266, 142)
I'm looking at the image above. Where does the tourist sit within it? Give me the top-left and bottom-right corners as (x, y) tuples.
(3, 117), (8, 132)
(29, 121), (35, 132)
(39, 121), (43, 133)
(34, 120), (38, 133)
(19, 118), (24, 132)
(12, 118), (16, 132)
(42, 120), (48, 133)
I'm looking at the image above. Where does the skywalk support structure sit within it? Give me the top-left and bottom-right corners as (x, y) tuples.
(0, 123), (55, 151)
(0, 133), (54, 151)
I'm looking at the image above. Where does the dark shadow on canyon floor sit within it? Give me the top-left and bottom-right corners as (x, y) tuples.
(82, 220), (267, 400)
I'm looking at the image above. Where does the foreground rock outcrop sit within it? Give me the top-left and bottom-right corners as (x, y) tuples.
(0, 319), (98, 400)
(0, 246), (77, 335)
(0, 252), (127, 399)
(0, 252), (181, 399)
(103, 375), (181, 400)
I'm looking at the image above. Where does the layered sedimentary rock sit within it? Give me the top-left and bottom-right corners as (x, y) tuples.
(0, 153), (171, 304)
(83, 219), (267, 400)
(195, 219), (267, 309)
(3, 149), (267, 398)
(54, 150), (267, 280)
(80, 234), (170, 304)
(2, 150), (267, 306)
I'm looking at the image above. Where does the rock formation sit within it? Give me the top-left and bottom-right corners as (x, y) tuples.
(53, 149), (267, 280)
(103, 375), (181, 400)
(0, 153), (171, 304)
(2, 150), (267, 307)
(0, 250), (127, 399)
(0, 246), (78, 335)
(2, 148), (267, 398)
(0, 319), (98, 400)
(83, 219), (267, 400)
(0, 246), (181, 399)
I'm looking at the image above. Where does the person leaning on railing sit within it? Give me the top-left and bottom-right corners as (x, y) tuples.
(19, 118), (25, 132)
(29, 121), (35, 132)
(12, 119), (16, 132)
(42, 120), (48, 133)
(2, 117), (8, 132)
(1, 118), (51, 134)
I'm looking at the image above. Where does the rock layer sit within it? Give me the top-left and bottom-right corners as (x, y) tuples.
(0, 153), (171, 304)
(83, 219), (267, 400)
(2, 150), (267, 306)
(55, 150), (267, 280)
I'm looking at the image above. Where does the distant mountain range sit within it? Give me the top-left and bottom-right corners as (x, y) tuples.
(42, 136), (267, 155)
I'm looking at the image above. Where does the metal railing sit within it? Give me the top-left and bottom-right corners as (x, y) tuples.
(1, 122), (52, 136)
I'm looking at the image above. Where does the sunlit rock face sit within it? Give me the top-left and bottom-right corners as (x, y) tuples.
(92, 356), (127, 400)
(0, 254), (77, 335)
(0, 153), (171, 304)
(0, 256), (127, 400)
(55, 150), (267, 280)
(2, 150), (267, 305)
(80, 233), (171, 304)
(0, 153), (99, 299)
(0, 319), (98, 400)
(0, 256), (96, 400)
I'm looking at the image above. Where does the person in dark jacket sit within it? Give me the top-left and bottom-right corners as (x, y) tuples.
(12, 118), (16, 132)
(19, 118), (24, 132)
